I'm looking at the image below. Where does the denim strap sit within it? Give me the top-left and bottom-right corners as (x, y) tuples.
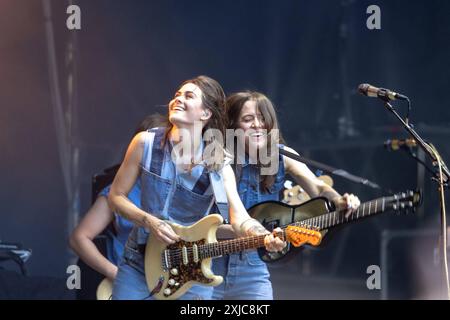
(149, 128), (165, 176)
(209, 170), (229, 223)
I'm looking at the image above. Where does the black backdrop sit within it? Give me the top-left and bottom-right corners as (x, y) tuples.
(1, 0), (450, 299)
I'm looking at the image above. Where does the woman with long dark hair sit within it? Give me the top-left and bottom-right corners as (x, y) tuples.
(212, 91), (361, 299)
(108, 78), (285, 300)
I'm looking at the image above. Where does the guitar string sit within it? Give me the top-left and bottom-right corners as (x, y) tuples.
(165, 195), (411, 265)
(166, 199), (383, 265)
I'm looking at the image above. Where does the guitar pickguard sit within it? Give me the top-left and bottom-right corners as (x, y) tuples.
(160, 239), (214, 298)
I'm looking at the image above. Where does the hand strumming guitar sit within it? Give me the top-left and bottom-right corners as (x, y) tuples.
(144, 215), (180, 245)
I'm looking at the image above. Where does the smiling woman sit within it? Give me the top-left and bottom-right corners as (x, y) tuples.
(211, 91), (361, 300)
(169, 83), (207, 125)
(108, 76), (286, 300)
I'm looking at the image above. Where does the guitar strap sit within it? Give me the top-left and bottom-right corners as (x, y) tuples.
(208, 170), (229, 223)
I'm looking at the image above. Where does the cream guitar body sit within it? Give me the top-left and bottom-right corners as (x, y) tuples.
(144, 214), (224, 300)
(144, 214), (321, 300)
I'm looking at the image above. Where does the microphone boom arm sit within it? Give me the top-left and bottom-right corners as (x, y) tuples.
(278, 148), (385, 191)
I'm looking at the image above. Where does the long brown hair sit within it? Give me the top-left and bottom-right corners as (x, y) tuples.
(133, 113), (166, 135)
(226, 91), (285, 191)
(163, 75), (227, 171)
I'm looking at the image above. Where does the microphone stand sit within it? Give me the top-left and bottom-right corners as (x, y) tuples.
(383, 101), (450, 299)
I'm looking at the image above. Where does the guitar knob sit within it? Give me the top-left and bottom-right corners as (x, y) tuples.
(163, 288), (171, 296)
(170, 268), (179, 276)
(168, 279), (176, 286)
(175, 282), (180, 287)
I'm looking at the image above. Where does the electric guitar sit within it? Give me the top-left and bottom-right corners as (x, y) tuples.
(249, 190), (422, 263)
(144, 214), (322, 300)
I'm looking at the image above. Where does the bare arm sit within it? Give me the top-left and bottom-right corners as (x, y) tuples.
(283, 146), (341, 200)
(283, 146), (360, 213)
(221, 165), (255, 236)
(69, 197), (117, 280)
(215, 224), (236, 240)
(108, 132), (180, 244)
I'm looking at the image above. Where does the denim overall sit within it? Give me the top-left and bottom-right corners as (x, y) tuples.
(98, 182), (139, 266)
(212, 150), (285, 300)
(112, 128), (220, 300)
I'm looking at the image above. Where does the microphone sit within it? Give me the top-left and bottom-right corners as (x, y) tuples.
(384, 138), (417, 151)
(358, 83), (408, 101)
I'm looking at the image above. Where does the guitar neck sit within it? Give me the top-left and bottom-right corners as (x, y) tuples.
(302, 196), (394, 230)
(198, 197), (391, 258)
(199, 231), (285, 259)
(194, 196), (400, 259)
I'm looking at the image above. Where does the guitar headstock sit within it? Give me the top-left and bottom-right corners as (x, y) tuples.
(285, 225), (322, 247)
(390, 190), (422, 213)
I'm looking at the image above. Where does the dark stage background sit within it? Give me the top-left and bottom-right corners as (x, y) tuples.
(1, 0), (450, 299)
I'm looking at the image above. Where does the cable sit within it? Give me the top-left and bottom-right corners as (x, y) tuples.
(403, 148), (436, 177)
(405, 98), (411, 125)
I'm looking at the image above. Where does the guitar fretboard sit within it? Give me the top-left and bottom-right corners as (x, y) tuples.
(163, 193), (412, 267)
(165, 231), (287, 267)
(302, 196), (395, 230)
(199, 235), (267, 259)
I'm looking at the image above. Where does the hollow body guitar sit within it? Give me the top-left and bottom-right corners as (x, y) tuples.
(249, 190), (422, 263)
